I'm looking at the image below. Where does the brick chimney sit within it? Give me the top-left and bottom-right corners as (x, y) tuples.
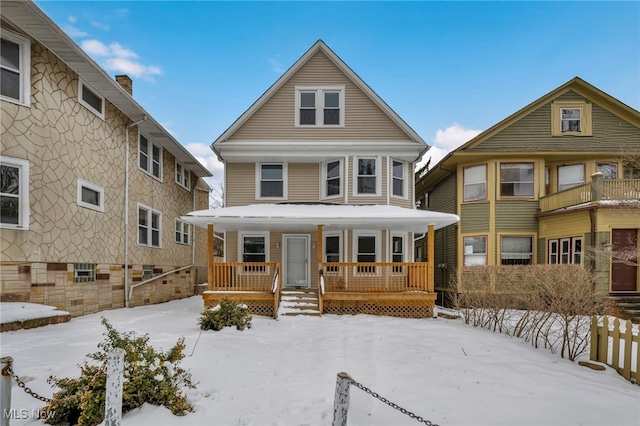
(115, 75), (132, 96)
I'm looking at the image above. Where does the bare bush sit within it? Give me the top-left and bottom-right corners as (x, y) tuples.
(454, 265), (607, 360)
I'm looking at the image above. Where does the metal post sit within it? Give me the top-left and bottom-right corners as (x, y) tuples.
(332, 372), (351, 426)
(1, 357), (13, 426)
(104, 349), (125, 426)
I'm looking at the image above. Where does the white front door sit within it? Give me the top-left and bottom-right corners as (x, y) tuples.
(284, 235), (309, 288)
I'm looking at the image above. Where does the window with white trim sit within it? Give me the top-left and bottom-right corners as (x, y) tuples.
(0, 156), (29, 229)
(175, 219), (190, 245)
(392, 160), (406, 198)
(323, 160), (342, 198)
(74, 263), (96, 283)
(548, 237), (582, 265)
(558, 164), (585, 191)
(77, 178), (104, 212)
(463, 236), (487, 266)
(139, 133), (162, 180)
(78, 79), (105, 119)
(295, 86), (345, 127)
(500, 163), (534, 197)
(353, 231), (380, 274)
(463, 164), (487, 201)
(355, 157), (378, 195)
(175, 161), (191, 190)
(501, 236), (533, 265)
(257, 163), (286, 199)
(142, 264), (154, 280)
(1, 31), (30, 106)
(138, 204), (162, 248)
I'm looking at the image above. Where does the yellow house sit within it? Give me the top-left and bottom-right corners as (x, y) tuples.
(416, 77), (640, 316)
(184, 40), (459, 318)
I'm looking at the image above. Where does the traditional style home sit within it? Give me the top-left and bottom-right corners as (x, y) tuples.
(1, 0), (212, 317)
(184, 40), (459, 318)
(415, 77), (640, 310)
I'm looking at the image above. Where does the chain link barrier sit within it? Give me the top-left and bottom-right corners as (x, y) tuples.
(2, 360), (107, 404)
(348, 377), (439, 426)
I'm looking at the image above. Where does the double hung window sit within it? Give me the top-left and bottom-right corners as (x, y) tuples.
(392, 160), (406, 198)
(1, 31), (30, 105)
(463, 236), (487, 266)
(325, 160), (342, 198)
(500, 163), (534, 197)
(138, 204), (162, 248)
(463, 164), (487, 201)
(139, 134), (162, 180)
(0, 156), (29, 229)
(356, 157), (377, 195)
(258, 163), (285, 198)
(501, 236), (533, 265)
(175, 219), (190, 245)
(175, 162), (191, 190)
(558, 164), (585, 191)
(295, 86), (345, 127)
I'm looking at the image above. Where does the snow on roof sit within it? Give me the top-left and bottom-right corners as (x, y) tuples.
(182, 203), (459, 232)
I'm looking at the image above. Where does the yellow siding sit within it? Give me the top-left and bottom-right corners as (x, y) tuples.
(229, 52), (411, 141)
(538, 211), (591, 239)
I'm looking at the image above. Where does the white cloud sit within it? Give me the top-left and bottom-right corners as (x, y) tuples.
(418, 123), (482, 171)
(434, 122), (481, 150)
(81, 39), (110, 56)
(185, 142), (215, 157)
(68, 15), (77, 24)
(64, 25), (88, 38)
(80, 39), (162, 81)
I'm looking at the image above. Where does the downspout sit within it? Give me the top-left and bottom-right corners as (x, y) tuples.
(124, 115), (147, 308)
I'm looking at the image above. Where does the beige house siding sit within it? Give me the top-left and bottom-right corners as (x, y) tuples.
(468, 91), (640, 153)
(225, 163), (256, 206)
(288, 163), (320, 201)
(228, 52), (411, 142)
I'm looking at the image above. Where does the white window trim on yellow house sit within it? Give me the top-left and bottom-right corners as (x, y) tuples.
(255, 163), (288, 200)
(138, 132), (163, 182)
(76, 178), (104, 212)
(321, 159), (343, 199)
(353, 156), (382, 197)
(551, 101), (592, 136)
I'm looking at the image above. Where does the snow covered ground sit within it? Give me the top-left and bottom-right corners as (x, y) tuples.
(1, 296), (638, 426)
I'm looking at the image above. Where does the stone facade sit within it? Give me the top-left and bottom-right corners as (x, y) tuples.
(1, 21), (210, 316)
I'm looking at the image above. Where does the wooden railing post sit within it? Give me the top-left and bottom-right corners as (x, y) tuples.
(207, 224), (214, 290)
(427, 224), (435, 292)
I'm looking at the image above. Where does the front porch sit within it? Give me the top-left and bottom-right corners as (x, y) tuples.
(187, 203), (457, 319)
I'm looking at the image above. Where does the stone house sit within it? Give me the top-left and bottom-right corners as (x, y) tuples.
(1, 0), (212, 316)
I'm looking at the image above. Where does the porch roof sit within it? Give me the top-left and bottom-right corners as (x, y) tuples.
(182, 203), (459, 232)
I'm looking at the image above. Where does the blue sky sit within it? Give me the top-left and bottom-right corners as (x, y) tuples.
(34, 1), (640, 192)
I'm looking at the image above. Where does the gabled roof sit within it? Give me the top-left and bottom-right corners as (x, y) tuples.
(420, 77), (640, 187)
(2, 0), (211, 178)
(212, 40), (426, 147)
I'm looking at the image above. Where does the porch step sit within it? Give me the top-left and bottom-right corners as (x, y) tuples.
(279, 289), (320, 317)
(607, 296), (640, 324)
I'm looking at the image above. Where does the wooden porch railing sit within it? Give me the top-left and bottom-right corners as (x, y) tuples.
(210, 262), (279, 291)
(539, 179), (640, 213)
(320, 262), (432, 292)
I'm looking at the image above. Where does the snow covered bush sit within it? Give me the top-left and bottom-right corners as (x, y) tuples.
(43, 318), (195, 426)
(199, 298), (252, 331)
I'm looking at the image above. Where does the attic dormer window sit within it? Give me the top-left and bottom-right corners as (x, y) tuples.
(295, 85), (345, 127)
(551, 101), (592, 136)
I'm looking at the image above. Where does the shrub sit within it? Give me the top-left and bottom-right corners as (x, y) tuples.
(455, 265), (607, 361)
(199, 298), (252, 331)
(44, 318), (195, 426)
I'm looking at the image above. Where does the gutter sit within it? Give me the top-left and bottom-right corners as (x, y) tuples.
(124, 115), (147, 308)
